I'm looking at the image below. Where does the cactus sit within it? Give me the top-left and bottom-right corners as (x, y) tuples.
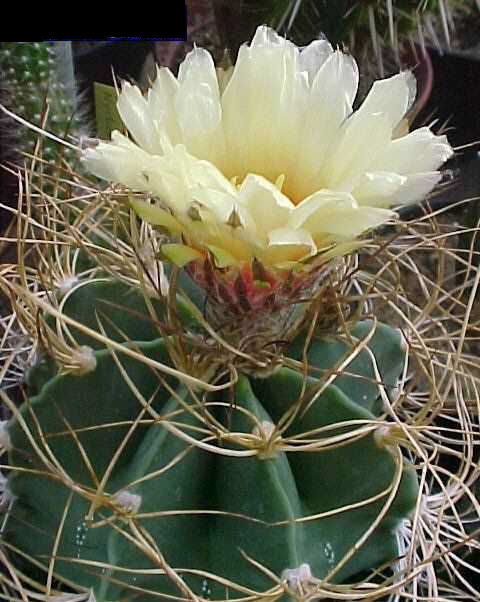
(0, 62), (19, 233)
(0, 25), (478, 602)
(4, 278), (418, 599)
(0, 42), (87, 165)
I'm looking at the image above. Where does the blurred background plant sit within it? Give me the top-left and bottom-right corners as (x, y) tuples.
(0, 42), (88, 161)
(0, 42), (90, 237)
(212, 0), (476, 68)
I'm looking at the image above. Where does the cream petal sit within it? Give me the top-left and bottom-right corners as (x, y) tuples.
(187, 188), (236, 223)
(143, 146), (236, 214)
(373, 127), (453, 174)
(290, 51), (360, 199)
(321, 206), (396, 238)
(176, 47), (221, 130)
(392, 171), (442, 205)
(108, 130), (150, 154)
(81, 147), (119, 182)
(148, 170), (199, 215)
(355, 71), (417, 127)
(166, 145), (235, 194)
(147, 66), (181, 146)
(82, 131), (172, 194)
(319, 111), (392, 191)
(264, 227), (316, 264)
(221, 34), (307, 186)
(175, 86), (221, 137)
(175, 47), (224, 163)
(117, 82), (161, 154)
(250, 25), (288, 48)
(268, 227), (315, 248)
(318, 240), (364, 263)
(238, 175), (294, 242)
(290, 190), (357, 229)
(141, 162), (188, 211)
(295, 204), (395, 239)
(312, 50), (359, 115)
(299, 39), (334, 84)
(189, 195), (258, 244)
(183, 220), (252, 262)
(353, 171), (407, 207)
(81, 137), (152, 190)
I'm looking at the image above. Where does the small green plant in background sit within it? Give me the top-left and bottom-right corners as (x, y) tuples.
(269, 1), (470, 52)
(0, 42), (88, 164)
(0, 25), (478, 602)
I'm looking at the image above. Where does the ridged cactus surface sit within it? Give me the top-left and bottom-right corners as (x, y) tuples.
(5, 278), (418, 600)
(0, 42), (83, 162)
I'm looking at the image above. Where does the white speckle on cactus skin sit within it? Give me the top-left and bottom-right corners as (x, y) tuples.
(323, 541), (335, 565)
(201, 579), (212, 599)
(73, 521), (88, 558)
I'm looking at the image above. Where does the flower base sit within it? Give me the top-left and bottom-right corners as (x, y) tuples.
(186, 256), (350, 367)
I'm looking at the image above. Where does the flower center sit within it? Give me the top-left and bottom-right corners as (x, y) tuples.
(229, 170), (305, 206)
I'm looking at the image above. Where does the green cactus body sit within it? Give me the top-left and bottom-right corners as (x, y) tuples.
(0, 42), (84, 163)
(5, 279), (418, 600)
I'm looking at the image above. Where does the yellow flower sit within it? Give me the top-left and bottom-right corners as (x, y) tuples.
(82, 26), (452, 309)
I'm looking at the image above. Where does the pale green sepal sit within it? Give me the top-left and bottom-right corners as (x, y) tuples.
(207, 244), (239, 268)
(129, 197), (184, 234)
(161, 243), (203, 267)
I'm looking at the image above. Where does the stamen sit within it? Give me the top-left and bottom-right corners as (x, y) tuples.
(275, 174), (285, 192)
